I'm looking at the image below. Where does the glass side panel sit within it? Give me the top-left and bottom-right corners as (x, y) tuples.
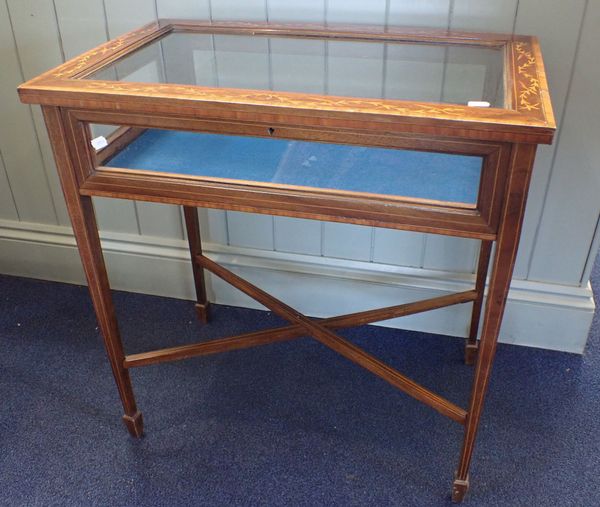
(102, 129), (483, 204)
(87, 32), (505, 107)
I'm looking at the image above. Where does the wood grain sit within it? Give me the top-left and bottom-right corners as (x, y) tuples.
(18, 21), (555, 144)
(453, 143), (538, 502)
(197, 252), (468, 424)
(124, 289), (478, 368)
(19, 19), (554, 502)
(42, 105), (143, 437)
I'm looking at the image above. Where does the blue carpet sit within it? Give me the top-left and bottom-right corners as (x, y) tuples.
(106, 129), (482, 204)
(0, 259), (598, 506)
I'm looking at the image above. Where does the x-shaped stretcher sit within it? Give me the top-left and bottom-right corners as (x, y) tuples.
(124, 205), (492, 430)
(126, 252), (477, 423)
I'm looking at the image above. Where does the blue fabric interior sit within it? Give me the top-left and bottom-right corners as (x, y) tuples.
(106, 129), (482, 204)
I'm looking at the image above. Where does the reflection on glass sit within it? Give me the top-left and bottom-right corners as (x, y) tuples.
(87, 32), (505, 107)
(103, 128), (483, 204)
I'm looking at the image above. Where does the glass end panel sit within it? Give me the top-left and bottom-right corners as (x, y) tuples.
(93, 126), (483, 205)
(86, 32), (505, 108)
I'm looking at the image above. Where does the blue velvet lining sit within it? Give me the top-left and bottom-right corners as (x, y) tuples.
(106, 129), (482, 204)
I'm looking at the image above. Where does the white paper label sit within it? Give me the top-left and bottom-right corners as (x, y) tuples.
(91, 136), (108, 150)
(467, 101), (491, 108)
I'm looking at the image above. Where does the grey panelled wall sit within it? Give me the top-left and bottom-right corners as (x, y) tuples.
(0, 0), (598, 353)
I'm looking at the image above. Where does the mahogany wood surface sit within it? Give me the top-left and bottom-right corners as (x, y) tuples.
(453, 143), (538, 502)
(197, 253), (468, 424)
(68, 108), (510, 240)
(465, 240), (494, 365)
(123, 290), (478, 368)
(19, 22), (555, 144)
(41, 106), (143, 438)
(23, 20), (557, 503)
(183, 206), (210, 323)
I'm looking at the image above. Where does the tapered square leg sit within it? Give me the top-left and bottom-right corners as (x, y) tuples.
(195, 302), (211, 324)
(454, 144), (537, 497)
(42, 106), (143, 436)
(465, 240), (493, 365)
(452, 475), (470, 503)
(183, 206), (211, 324)
(464, 343), (479, 366)
(122, 411), (144, 438)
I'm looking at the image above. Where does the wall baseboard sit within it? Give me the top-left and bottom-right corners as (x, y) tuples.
(0, 218), (595, 354)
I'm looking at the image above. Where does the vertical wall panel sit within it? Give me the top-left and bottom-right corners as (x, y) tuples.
(6, 0), (69, 226)
(388, 0), (450, 27)
(442, 47), (493, 104)
(372, 230), (423, 267)
(327, 41), (384, 98)
(103, 0), (156, 37)
(135, 202), (183, 238)
(421, 0), (518, 273)
(159, 22), (228, 245)
(209, 0), (275, 250)
(384, 44), (446, 101)
(529, 0), (600, 285)
(322, 223), (372, 261)
(322, 0), (387, 261)
(198, 206), (228, 245)
(422, 236), (478, 273)
(213, 34), (270, 87)
(228, 213), (274, 250)
(268, 0), (324, 23)
(273, 217), (323, 255)
(102, 0), (183, 239)
(269, 37), (326, 93)
(156, 0), (210, 19)
(53, 0), (139, 234)
(0, 151), (19, 220)
(210, 0), (266, 21)
(274, 217), (321, 256)
(582, 217), (600, 285)
(449, 6), (519, 100)
(326, 0), (387, 25)
(512, 0), (587, 278)
(0, 0), (57, 224)
(54, 0), (109, 58)
(169, 32), (211, 84)
(450, 0), (518, 31)
(269, 26), (326, 255)
(374, 0), (450, 268)
(267, 0), (326, 257)
(212, 33), (274, 246)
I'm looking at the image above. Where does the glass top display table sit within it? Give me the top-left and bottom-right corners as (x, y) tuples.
(19, 20), (555, 502)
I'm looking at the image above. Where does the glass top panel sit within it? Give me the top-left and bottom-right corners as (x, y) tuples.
(103, 129), (483, 204)
(87, 31), (506, 107)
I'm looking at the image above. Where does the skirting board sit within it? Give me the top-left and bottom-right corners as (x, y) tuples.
(0, 218), (595, 354)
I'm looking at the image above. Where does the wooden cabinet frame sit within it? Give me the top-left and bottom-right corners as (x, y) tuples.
(19, 20), (555, 503)
(67, 108), (510, 239)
